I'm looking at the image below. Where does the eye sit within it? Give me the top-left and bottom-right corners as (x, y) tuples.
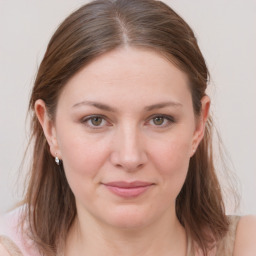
(148, 115), (175, 128)
(152, 116), (165, 125)
(82, 115), (109, 129)
(90, 116), (103, 126)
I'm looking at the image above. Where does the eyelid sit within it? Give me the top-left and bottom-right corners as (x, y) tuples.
(146, 114), (175, 128)
(80, 114), (175, 130)
(81, 114), (111, 129)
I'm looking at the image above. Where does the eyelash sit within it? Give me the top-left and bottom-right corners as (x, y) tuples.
(147, 114), (175, 128)
(81, 115), (109, 129)
(81, 114), (175, 130)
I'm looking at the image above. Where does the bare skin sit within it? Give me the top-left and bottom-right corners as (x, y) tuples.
(233, 215), (256, 256)
(37, 47), (199, 256)
(65, 207), (187, 256)
(33, 47), (256, 256)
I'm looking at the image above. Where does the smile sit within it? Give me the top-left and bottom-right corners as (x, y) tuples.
(103, 181), (154, 198)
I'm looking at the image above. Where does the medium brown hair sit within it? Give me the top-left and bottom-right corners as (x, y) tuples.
(23, 0), (229, 255)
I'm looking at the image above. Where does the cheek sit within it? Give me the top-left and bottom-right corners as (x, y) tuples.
(58, 133), (113, 207)
(150, 134), (192, 193)
(56, 126), (112, 185)
(152, 134), (191, 169)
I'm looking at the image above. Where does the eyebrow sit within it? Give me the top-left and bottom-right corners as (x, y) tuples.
(72, 100), (182, 112)
(144, 101), (182, 111)
(72, 101), (118, 112)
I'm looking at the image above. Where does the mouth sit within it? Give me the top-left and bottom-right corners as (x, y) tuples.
(102, 181), (155, 198)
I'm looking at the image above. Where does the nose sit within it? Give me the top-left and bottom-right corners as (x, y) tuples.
(110, 125), (148, 172)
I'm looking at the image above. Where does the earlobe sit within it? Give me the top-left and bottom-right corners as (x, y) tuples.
(191, 96), (211, 155)
(34, 99), (59, 157)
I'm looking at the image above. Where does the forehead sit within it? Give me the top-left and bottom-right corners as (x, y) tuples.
(59, 47), (192, 109)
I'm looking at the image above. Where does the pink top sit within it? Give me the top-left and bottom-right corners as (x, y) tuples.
(0, 206), (40, 256)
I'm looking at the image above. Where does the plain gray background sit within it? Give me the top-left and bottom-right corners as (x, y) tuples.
(0, 0), (255, 215)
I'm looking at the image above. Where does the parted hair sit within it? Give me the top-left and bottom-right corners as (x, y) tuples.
(23, 0), (230, 255)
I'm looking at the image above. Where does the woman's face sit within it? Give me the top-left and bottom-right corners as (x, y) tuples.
(38, 47), (208, 229)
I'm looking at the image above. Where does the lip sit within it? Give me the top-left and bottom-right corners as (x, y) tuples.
(103, 181), (154, 198)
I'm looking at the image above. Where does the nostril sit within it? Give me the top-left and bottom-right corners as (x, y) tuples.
(109, 131), (148, 171)
(109, 150), (148, 172)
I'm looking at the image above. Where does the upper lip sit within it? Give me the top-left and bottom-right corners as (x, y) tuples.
(103, 181), (154, 188)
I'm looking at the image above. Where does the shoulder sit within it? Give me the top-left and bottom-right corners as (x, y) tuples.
(0, 206), (25, 255)
(0, 205), (40, 256)
(1, 206), (25, 237)
(0, 242), (11, 256)
(0, 236), (23, 256)
(233, 215), (256, 256)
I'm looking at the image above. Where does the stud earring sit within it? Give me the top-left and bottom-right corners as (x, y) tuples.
(55, 154), (60, 165)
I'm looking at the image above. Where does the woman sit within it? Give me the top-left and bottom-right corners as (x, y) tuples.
(0, 0), (255, 255)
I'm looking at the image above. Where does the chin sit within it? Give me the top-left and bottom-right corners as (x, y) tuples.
(102, 205), (156, 230)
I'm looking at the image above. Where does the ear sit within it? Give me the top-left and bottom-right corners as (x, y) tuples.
(34, 99), (61, 159)
(190, 95), (210, 156)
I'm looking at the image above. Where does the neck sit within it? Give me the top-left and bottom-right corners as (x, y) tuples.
(65, 207), (187, 256)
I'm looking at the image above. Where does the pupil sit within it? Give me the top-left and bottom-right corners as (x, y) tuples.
(92, 117), (102, 126)
(154, 117), (164, 125)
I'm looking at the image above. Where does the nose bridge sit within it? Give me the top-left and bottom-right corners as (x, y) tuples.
(122, 124), (140, 155)
(111, 121), (147, 170)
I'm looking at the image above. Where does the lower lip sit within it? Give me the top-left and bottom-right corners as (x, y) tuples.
(104, 185), (152, 198)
